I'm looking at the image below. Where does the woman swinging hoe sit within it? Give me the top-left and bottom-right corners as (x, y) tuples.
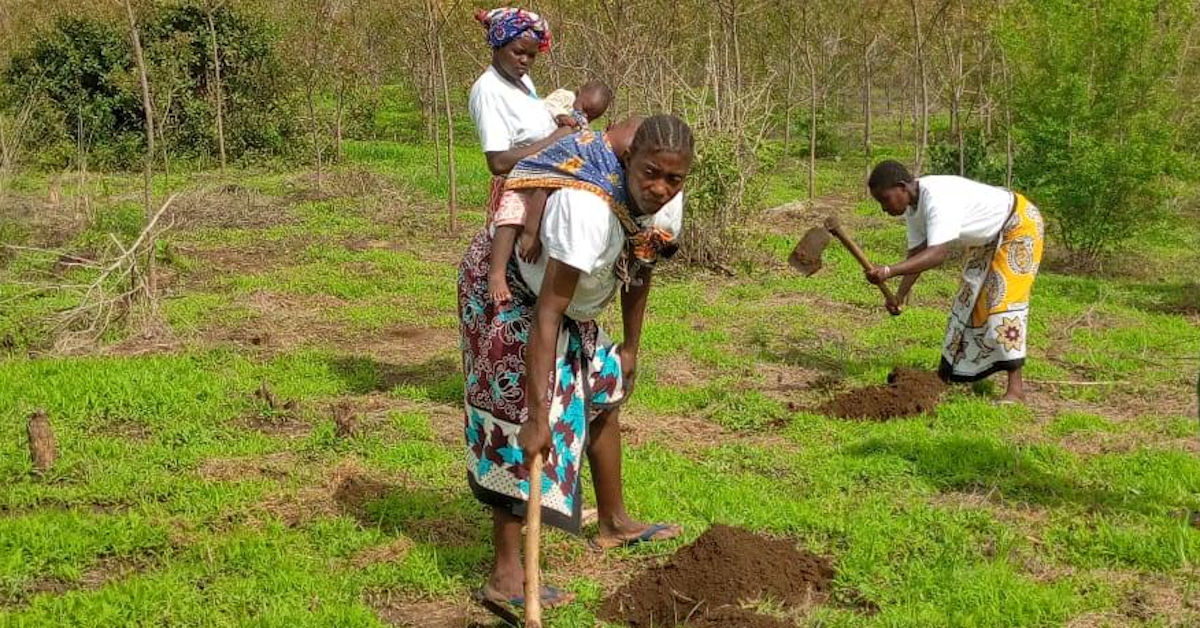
(864, 161), (1046, 404)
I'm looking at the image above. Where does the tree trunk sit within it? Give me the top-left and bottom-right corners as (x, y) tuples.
(954, 0), (965, 176)
(1002, 56), (1014, 188)
(124, 0), (156, 295)
(956, 99), (965, 176)
(784, 44), (794, 156)
(206, 8), (226, 172)
(805, 40), (816, 203)
(306, 82), (323, 190)
(334, 77), (346, 164)
(436, 22), (457, 233)
(863, 38), (874, 177)
(425, 2), (441, 177)
(910, 0), (928, 174)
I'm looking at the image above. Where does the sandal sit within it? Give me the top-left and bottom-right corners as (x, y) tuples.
(589, 522), (682, 550)
(472, 584), (576, 626)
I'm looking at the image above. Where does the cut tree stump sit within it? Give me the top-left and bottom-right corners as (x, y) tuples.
(27, 410), (56, 473)
(333, 403), (357, 438)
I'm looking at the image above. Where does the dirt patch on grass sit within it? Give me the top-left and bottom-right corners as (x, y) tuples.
(620, 411), (729, 452)
(367, 590), (490, 628)
(198, 452), (298, 482)
(182, 238), (299, 278)
(1, 554), (160, 608)
(238, 412), (312, 439)
(819, 368), (945, 420)
(599, 525), (842, 627)
(257, 459), (422, 529)
(0, 499), (132, 519)
(168, 186), (290, 230)
(348, 537), (415, 569)
(86, 417), (153, 441)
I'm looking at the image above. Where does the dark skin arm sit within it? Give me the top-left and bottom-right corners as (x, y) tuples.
(895, 243), (926, 304)
(518, 258), (580, 462)
(865, 241), (951, 287)
(617, 267), (654, 395)
(484, 126), (574, 176)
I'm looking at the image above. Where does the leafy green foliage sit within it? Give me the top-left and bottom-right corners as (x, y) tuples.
(2, 4), (292, 169)
(927, 128), (1008, 185)
(679, 132), (764, 267)
(1000, 0), (1195, 262)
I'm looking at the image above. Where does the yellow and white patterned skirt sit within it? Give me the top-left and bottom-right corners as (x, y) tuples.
(939, 194), (1045, 382)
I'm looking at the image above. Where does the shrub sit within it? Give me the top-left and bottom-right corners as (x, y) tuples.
(999, 0), (1192, 263)
(2, 4), (293, 169)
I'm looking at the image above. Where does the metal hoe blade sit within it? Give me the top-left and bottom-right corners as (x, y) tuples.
(789, 226), (832, 276)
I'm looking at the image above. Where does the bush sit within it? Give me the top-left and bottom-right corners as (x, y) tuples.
(1000, 0), (1192, 262)
(777, 111), (842, 159)
(2, 4), (293, 169)
(680, 133), (765, 268)
(927, 128), (1008, 185)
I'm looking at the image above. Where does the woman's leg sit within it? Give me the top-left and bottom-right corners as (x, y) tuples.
(486, 506), (524, 597)
(587, 407), (680, 545)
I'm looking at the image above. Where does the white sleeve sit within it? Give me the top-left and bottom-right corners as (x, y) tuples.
(541, 189), (615, 275)
(922, 188), (961, 247)
(649, 192), (684, 237)
(469, 87), (513, 153)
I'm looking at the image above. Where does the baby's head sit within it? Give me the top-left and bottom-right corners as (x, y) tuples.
(574, 80), (614, 122)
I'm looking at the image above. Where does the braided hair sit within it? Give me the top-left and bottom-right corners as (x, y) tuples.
(629, 114), (695, 159)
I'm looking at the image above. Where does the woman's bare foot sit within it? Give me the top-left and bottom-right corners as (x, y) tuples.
(1002, 369), (1026, 404)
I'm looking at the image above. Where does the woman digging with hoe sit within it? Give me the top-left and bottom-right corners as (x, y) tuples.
(458, 114), (694, 621)
(864, 160), (1045, 404)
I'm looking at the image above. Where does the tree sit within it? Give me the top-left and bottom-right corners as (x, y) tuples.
(909, 0), (930, 174)
(1001, 0), (1195, 263)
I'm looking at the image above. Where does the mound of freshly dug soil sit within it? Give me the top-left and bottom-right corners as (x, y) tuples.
(599, 525), (835, 627)
(820, 367), (945, 420)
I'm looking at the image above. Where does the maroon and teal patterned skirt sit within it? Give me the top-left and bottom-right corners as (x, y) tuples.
(457, 231), (626, 533)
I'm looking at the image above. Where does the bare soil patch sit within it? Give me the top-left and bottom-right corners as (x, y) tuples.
(367, 590), (491, 628)
(167, 186), (291, 230)
(599, 525), (846, 627)
(348, 537), (415, 569)
(0, 554), (160, 609)
(819, 368), (945, 420)
(198, 452), (298, 482)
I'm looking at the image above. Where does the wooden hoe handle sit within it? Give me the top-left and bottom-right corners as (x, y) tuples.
(524, 453), (544, 628)
(824, 217), (901, 316)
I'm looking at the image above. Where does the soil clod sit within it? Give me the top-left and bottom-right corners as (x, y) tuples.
(820, 367), (945, 420)
(600, 524), (838, 627)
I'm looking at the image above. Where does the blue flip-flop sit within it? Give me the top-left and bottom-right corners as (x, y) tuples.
(589, 522), (680, 550)
(472, 585), (575, 626)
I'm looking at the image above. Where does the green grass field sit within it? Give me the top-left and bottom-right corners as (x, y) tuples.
(1, 133), (1199, 627)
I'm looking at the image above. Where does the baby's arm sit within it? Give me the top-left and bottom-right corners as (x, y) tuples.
(518, 189), (549, 263)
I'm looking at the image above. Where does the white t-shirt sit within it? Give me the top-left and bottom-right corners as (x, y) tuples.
(905, 175), (1015, 249)
(468, 66), (558, 152)
(518, 188), (684, 322)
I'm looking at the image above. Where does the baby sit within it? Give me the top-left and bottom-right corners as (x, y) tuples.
(487, 116), (643, 305)
(543, 80), (614, 130)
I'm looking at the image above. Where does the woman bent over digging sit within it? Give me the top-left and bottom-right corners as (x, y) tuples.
(457, 115), (695, 616)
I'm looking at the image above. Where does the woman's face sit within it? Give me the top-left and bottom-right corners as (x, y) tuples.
(627, 149), (692, 214)
(493, 37), (540, 81)
(872, 183), (912, 216)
